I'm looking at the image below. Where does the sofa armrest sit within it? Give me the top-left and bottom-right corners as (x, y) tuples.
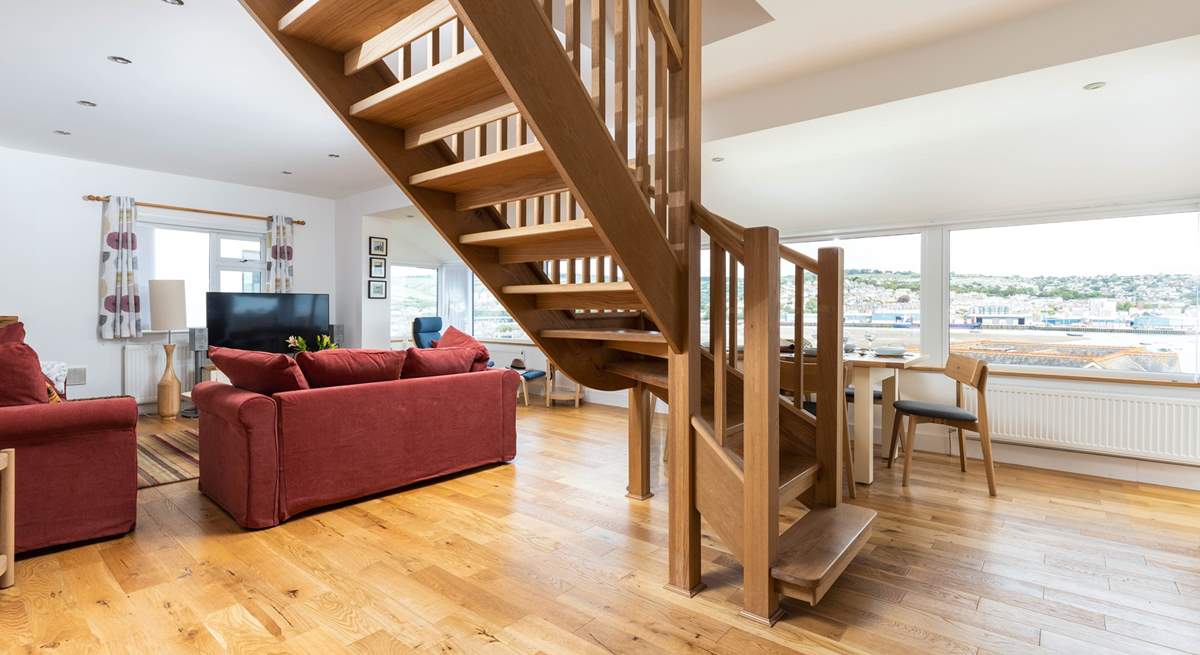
(0, 396), (138, 442)
(192, 381), (276, 428)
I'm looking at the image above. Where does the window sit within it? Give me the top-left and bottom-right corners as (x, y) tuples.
(146, 226), (266, 328)
(390, 266), (439, 342)
(949, 213), (1200, 379)
(787, 234), (923, 353)
(473, 275), (528, 341)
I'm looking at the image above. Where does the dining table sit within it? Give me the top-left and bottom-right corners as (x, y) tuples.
(841, 351), (923, 484)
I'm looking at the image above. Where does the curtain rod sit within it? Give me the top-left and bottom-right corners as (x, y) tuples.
(83, 195), (307, 226)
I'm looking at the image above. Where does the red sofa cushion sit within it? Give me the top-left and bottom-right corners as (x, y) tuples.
(435, 326), (490, 372)
(296, 349), (406, 388)
(208, 346), (309, 395)
(0, 342), (49, 407)
(403, 346), (476, 378)
(0, 321), (25, 344)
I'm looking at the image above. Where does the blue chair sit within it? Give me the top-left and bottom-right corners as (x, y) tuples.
(412, 317), (442, 348)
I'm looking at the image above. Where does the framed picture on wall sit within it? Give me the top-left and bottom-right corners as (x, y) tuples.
(368, 280), (388, 299)
(369, 237), (388, 256)
(369, 257), (387, 279)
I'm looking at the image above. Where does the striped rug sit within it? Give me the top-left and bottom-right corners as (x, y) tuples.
(137, 429), (200, 489)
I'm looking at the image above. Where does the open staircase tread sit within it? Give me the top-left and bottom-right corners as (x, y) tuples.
(279, 0), (435, 52)
(503, 281), (633, 294)
(350, 49), (506, 128)
(772, 504), (877, 588)
(541, 328), (665, 343)
(460, 219), (596, 247)
(605, 359), (668, 388)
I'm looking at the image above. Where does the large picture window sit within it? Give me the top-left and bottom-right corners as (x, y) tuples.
(949, 213), (1200, 378)
(472, 275), (528, 341)
(787, 233), (923, 353)
(390, 266), (439, 342)
(145, 225), (266, 328)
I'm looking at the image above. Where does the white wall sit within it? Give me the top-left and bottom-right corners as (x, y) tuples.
(0, 145), (338, 399)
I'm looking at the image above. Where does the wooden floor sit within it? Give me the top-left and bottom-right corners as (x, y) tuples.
(2, 404), (1199, 654)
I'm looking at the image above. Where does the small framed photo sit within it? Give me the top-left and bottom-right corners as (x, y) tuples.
(368, 280), (388, 299)
(369, 257), (387, 279)
(369, 236), (388, 256)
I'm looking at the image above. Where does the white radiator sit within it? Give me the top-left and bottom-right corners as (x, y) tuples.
(962, 382), (1200, 466)
(122, 343), (193, 404)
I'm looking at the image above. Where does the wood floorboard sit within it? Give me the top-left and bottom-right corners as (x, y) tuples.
(1, 403), (1198, 654)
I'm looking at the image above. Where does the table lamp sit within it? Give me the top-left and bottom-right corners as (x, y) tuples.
(149, 280), (187, 420)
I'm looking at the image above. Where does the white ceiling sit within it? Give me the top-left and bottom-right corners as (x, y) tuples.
(0, 0), (391, 198)
(701, 35), (1200, 236)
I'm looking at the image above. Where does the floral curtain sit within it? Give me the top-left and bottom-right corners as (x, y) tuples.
(98, 196), (143, 339)
(266, 215), (295, 293)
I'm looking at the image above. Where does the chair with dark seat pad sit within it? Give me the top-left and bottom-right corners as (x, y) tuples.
(412, 317), (442, 349)
(888, 355), (997, 496)
(845, 387), (883, 402)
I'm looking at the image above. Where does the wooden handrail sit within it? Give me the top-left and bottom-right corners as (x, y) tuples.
(691, 203), (745, 260)
(781, 248), (818, 274)
(647, 0), (683, 72)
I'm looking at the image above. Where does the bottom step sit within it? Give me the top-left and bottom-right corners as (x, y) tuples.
(772, 503), (876, 605)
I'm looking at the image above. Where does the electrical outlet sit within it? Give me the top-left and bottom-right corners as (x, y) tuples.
(66, 365), (87, 386)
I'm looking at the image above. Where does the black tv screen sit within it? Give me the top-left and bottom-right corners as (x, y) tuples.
(206, 292), (330, 353)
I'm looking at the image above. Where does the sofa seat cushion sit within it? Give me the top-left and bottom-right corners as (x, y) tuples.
(0, 321), (26, 344)
(0, 342), (50, 407)
(296, 349), (406, 388)
(208, 346), (309, 395)
(434, 326), (490, 372)
(403, 346), (476, 378)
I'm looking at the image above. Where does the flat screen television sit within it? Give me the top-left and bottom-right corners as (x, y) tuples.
(206, 292), (330, 353)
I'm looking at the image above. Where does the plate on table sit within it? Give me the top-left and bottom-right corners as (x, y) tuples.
(874, 346), (908, 357)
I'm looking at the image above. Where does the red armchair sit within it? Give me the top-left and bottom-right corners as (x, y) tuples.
(0, 397), (139, 553)
(193, 369), (519, 528)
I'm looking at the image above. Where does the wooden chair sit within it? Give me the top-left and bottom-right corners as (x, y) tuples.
(545, 363), (582, 408)
(785, 360), (859, 499)
(1, 448), (13, 589)
(514, 368), (548, 407)
(887, 355), (996, 496)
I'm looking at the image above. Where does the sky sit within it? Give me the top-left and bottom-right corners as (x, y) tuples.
(786, 212), (1200, 277)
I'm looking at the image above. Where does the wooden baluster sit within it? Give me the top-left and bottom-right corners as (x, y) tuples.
(551, 193), (562, 282)
(635, 0), (650, 193)
(742, 226), (781, 624)
(566, 0), (582, 73)
(654, 33), (668, 233)
(474, 124), (487, 159)
(711, 244), (727, 444)
(796, 262), (804, 409)
(452, 18), (466, 55)
(815, 247), (845, 509)
(427, 24), (441, 68)
(614, 0), (629, 162)
(729, 261), (738, 368)
(592, 0), (607, 118)
(498, 117), (509, 152)
(542, 0), (553, 21)
(400, 43), (412, 79)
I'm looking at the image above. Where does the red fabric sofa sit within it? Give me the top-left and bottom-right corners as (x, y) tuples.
(0, 397), (139, 553)
(192, 368), (519, 528)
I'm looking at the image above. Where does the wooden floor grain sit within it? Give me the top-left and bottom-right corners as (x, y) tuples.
(2, 404), (1198, 654)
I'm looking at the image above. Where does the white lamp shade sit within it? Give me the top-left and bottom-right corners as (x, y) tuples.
(149, 279), (188, 331)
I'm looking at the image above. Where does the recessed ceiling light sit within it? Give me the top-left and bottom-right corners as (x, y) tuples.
(162, 0), (184, 5)
(327, 153), (340, 158)
(76, 100), (97, 107)
(1083, 81), (1106, 91)
(107, 56), (133, 65)
(281, 170), (293, 175)
(711, 156), (725, 163)
(53, 130), (71, 135)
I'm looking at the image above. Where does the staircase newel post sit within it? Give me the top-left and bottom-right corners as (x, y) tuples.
(815, 247), (845, 507)
(741, 226), (782, 624)
(664, 0), (704, 597)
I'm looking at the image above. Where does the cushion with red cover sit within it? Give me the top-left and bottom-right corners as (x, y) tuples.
(402, 346), (476, 378)
(0, 342), (50, 407)
(208, 346), (309, 395)
(435, 326), (490, 372)
(296, 349), (406, 388)
(0, 321), (26, 344)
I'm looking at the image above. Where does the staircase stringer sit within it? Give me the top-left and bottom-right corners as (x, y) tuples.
(449, 0), (687, 353)
(239, 0), (637, 391)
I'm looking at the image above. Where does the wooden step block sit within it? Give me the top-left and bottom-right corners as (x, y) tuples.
(404, 95), (517, 150)
(410, 143), (566, 211)
(605, 359), (668, 389)
(772, 504), (876, 605)
(501, 282), (641, 311)
(777, 454), (819, 505)
(461, 220), (609, 264)
(350, 49), (505, 128)
(540, 328), (665, 343)
(279, 0), (434, 52)
(344, 0), (456, 75)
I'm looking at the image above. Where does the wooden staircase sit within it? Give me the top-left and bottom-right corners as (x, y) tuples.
(239, 0), (874, 625)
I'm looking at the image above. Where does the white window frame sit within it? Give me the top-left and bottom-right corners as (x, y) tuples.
(389, 263), (441, 343)
(210, 231), (269, 293)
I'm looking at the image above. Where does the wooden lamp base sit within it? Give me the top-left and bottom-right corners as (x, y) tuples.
(157, 343), (181, 420)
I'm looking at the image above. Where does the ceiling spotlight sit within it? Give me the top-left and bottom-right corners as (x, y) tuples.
(711, 156), (725, 163)
(281, 170), (294, 175)
(162, 0), (184, 5)
(327, 153), (341, 158)
(76, 100), (97, 107)
(107, 56), (133, 64)
(53, 130), (72, 135)
(1083, 81), (1106, 91)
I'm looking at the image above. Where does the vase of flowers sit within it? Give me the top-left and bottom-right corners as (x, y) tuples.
(287, 334), (338, 353)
